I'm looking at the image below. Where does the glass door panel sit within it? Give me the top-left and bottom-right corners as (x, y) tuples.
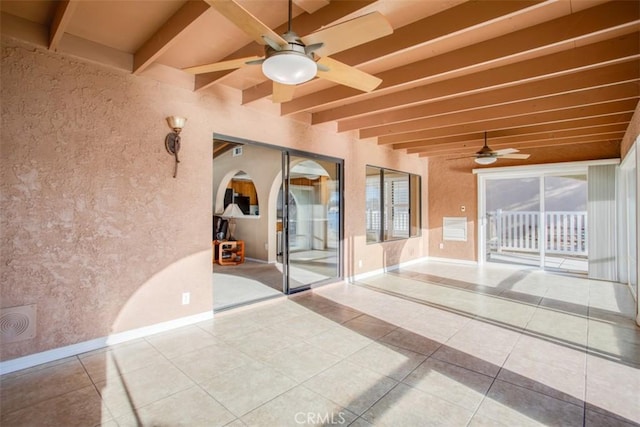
(543, 175), (588, 272)
(485, 177), (541, 267)
(283, 154), (341, 293)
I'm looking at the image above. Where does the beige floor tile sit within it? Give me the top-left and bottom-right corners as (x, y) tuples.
(474, 380), (583, 426)
(448, 319), (521, 353)
(431, 344), (504, 378)
(304, 325), (373, 358)
(346, 341), (426, 381)
(342, 314), (398, 339)
(303, 360), (398, 415)
(306, 304), (363, 324)
(114, 386), (235, 427)
(585, 409), (639, 427)
(261, 341), (341, 383)
(500, 336), (586, 406)
(199, 360), (297, 417)
(241, 385), (357, 427)
(0, 355), (78, 381)
(378, 328), (442, 356)
(508, 335), (586, 373)
(96, 359), (194, 418)
(223, 327), (300, 361)
(587, 320), (640, 366)
(0, 385), (109, 427)
(171, 342), (254, 384)
(268, 311), (338, 340)
(79, 339), (167, 382)
(348, 417), (374, 427)
(3, 261), (638, 427)
(403, 358), (493, 411)
(145, 325), (218, 359)
(585, 354), (640, 424)
(197, 314), (264, 339)
(0, 358), (93, 414)
(525, 307), (588, 347)
(361, 383), (474, 426)
(472, 298), (537, 329)
(539, 298), (589, 316)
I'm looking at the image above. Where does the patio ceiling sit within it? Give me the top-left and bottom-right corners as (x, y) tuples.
(1, 0), (638, 159)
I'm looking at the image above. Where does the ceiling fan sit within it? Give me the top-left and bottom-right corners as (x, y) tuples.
(454, 132), (531, 165)
(184, 0), (393, 102)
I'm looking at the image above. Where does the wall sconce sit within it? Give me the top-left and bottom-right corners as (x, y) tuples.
(165, 116), (187, 178)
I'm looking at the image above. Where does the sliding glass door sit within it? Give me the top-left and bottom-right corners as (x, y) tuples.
(282, 152), (342, 293)
(483, 173), (588, 273)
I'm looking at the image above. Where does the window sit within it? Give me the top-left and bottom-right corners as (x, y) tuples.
(366, 166), (421, 243)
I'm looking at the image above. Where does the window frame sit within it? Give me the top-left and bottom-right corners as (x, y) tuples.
(366, 165), (421, 243)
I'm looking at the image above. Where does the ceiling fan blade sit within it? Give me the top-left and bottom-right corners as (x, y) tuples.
(316, 57), (381, 92)
(493, 148), (519, 155)
(301, 12), (393, 57)
(272, 82), (296, 103)
(183, 55), (262, 74)
(499, 153), (531, 159)
(205, 0), (288, 48)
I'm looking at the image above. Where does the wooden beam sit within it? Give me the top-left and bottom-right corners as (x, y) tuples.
(294, 0), (330, 14)
(337, 61), (639, 132)
(380, 108), (637, 145)
(359, 82), (639, 139)
(317, 33), (640, 125)
(134, 0), (210, 75)
(406, 124), (631, 154)
(419, 133), (626, 158)
(49, 0), (78, 51)
(370, 99), (639, 144)
(282, 1), (640, 115)
(392, 115), (634, 150)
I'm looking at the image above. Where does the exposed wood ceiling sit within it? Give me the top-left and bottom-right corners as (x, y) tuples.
(2, 0), (638, 159)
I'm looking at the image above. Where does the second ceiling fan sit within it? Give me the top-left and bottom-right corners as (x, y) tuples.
(184, 0), (393, 102)
(452, 132), (531, 165)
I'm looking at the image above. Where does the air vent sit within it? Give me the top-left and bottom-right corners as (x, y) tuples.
(232, 146), (243, 157)
(0, 304), (36, 344)
(443, 217), (467, 241)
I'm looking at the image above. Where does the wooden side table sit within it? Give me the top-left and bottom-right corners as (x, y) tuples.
(215, 240), (245, 265)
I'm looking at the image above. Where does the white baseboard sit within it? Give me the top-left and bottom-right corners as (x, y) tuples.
(0, 311), (213, 375)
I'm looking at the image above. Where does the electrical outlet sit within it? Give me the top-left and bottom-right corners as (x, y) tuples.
(358, 260), (363, 268)
(439, 243), (444, 249)
(182, 292), (190, 305)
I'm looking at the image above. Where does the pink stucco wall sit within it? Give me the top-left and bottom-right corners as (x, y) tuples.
(1, 37), (428, 361)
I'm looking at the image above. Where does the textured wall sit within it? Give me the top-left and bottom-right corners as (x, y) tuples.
(1, 37), (429, 361)
(428, 141), (621, 262)
(0, 39), (217, 360)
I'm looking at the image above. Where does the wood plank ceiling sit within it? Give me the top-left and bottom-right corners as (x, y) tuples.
(2, 0), (638, 159)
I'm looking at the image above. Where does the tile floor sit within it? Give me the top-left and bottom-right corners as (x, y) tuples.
(1, 261), (639, 426)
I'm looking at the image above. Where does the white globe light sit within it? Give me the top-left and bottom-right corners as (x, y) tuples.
(474, 157), (497, 165)
(262, 52), (317, 85)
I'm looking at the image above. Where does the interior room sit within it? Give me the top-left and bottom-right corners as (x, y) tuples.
(1, 1), (639, 425)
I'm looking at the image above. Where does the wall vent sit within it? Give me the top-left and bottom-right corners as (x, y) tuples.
(443, 217), (467, 241)
(0, 304), (36, 344)
(232, 146), (243, 157)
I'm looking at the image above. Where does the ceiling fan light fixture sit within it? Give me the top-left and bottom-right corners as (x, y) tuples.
(474, 157), (497, 165)
(262, 51), (316, 85)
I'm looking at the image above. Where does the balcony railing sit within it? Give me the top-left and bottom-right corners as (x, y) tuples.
(488, 210), (587, 255)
